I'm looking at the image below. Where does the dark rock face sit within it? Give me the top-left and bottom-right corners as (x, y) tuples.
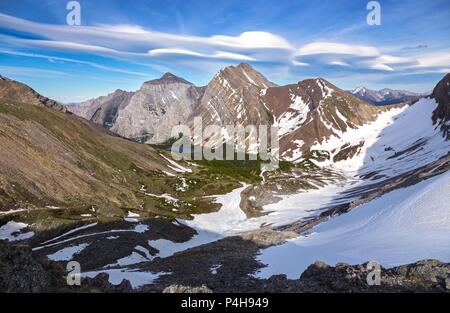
(1, 239), (449, 293)
(332, 141), (365, 162)
(0, 75), (67, 112)
(0, 242), (53, 292)
(432, 73), (450, 139)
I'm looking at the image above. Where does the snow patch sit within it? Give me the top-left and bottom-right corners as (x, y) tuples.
(0, 221), (34, 242)
(47, 243), (90, 261)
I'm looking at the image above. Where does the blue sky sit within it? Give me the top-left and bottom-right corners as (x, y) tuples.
(0, 0), (449, 102)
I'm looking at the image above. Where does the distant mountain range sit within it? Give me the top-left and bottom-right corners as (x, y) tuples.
(349, 86), (424, 105)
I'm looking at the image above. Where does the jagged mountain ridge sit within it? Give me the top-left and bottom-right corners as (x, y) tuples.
(194, 63), (275, 128)
(68, 64), (389, 156)
(67, 89), (134, 128)
(350, 86), (422, 105)
(68, 72), (205, 144)
(67, 64), (447, 167)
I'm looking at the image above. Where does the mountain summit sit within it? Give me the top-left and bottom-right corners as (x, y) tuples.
(145, 72), (193, 86)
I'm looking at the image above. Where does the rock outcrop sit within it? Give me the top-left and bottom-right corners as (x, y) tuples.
(432, 73), (450, 139)
(0, 241), (54, 292)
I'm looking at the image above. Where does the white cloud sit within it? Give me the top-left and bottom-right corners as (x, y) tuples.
(414, 52), (450, 68)
(296, 42), (379, 57)
(375, 54), (414, 64)
(0, 66), (73, 78)
(0, 49), (150, 77)
(148, 48), (255, 61)
(95, 24), (150, 34)
(210, 31), (292, 49)
(366, 62), (395, 71)
(292, 60), (309, 66)
(327, 61), (350, 67)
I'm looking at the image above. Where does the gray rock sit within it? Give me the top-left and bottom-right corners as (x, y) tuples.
(111, 73), (203, 143)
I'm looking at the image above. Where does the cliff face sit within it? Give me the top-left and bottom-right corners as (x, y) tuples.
(432, 73), (450, 139)
(111, 73), (204, 143)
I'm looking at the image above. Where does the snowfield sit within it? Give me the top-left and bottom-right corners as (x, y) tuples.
(256, 170), (450, 278)
(183, 183), (251, 235)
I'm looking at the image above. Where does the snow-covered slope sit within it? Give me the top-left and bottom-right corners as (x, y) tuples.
(256, 170), (450, 278)
(262, 78), (388, 162)
(312, 96), (450, 179)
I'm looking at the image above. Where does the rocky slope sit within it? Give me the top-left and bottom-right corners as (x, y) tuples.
(195, 64), (275, 128)
(2, 239), (448, 293)
(350, 86), (422, 105)
(261, 78), (390, 161)
(67, 89), (134, 128)
(0, 76), (67, 112)
(0, 76), (191, 221)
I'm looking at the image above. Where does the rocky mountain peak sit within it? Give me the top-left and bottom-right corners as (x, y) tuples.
(292, 77), (336, 104)
(431, 73), (450, 139)
(352, 86), (367, 94)
(215, 63), (275, 89)
(144, 72), (192, 86)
